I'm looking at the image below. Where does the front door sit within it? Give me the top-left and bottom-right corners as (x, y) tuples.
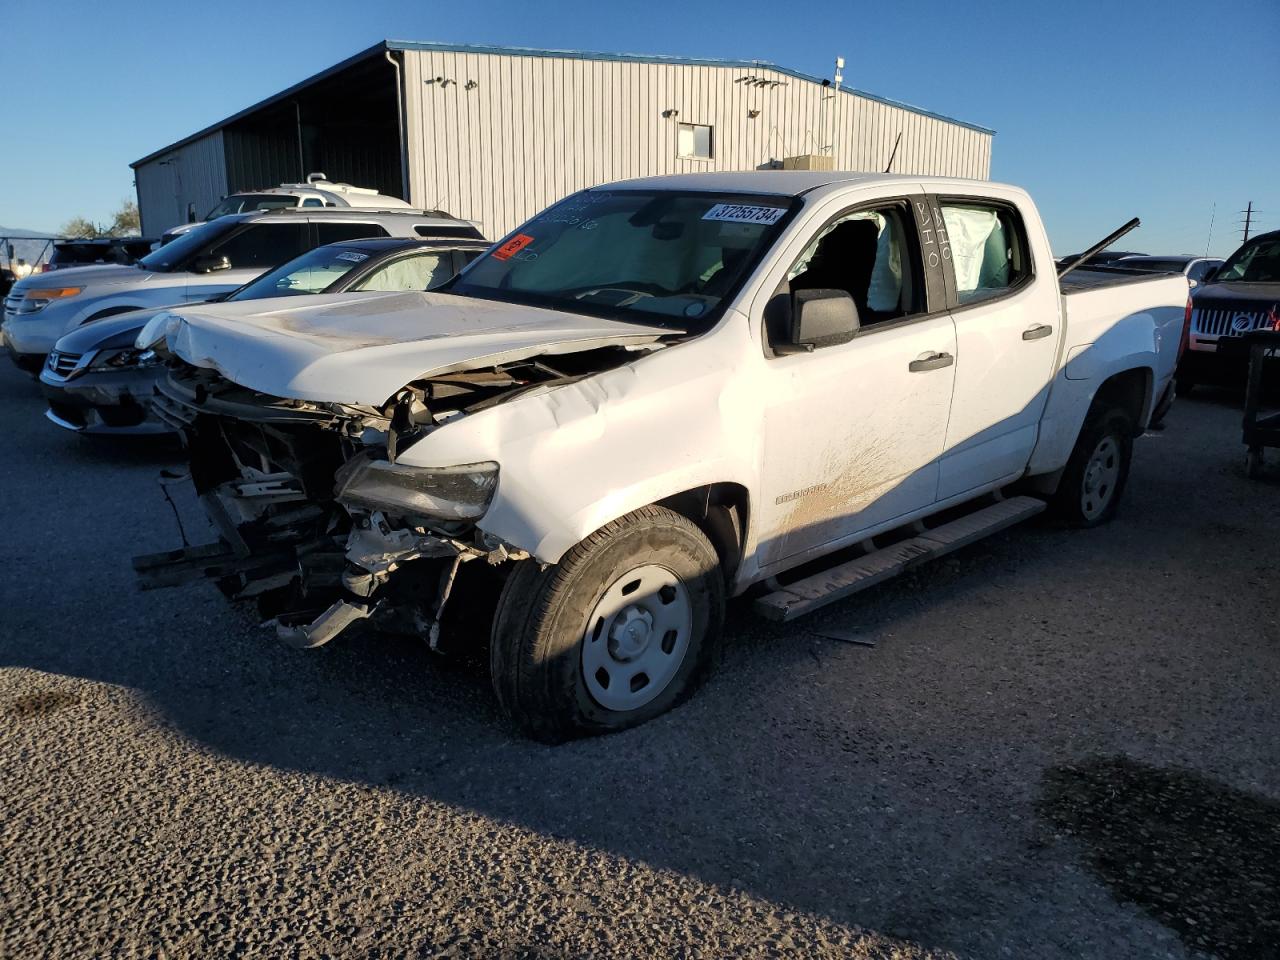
(754, 199), (957, 570)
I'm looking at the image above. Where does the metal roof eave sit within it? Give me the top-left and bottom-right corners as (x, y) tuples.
(130, 40), (392, 168)
(131, 38), (994, 168)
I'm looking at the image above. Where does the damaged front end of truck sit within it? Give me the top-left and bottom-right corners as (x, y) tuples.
(132, 325), (660, 651)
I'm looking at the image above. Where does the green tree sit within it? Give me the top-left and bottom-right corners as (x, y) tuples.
(60, 216), (104, 239)
(109, 199), (140, 236)
(60, 200), (140, 238)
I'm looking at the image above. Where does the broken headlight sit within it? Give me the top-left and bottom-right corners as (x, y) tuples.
(90, 347), (162, 369)
(334, 458), (499, 521)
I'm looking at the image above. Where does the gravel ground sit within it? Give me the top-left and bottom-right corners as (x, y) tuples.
(1, 360), (1276, 960)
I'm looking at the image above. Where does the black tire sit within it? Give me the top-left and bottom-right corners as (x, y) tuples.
(490, 505), (724, 743)
(1051, 406), (1135, 527)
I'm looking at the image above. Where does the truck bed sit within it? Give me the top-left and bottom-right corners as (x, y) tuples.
(1058, 264), (1182, 295)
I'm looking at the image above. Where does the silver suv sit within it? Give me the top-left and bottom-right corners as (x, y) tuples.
(2, 208), (482, 372)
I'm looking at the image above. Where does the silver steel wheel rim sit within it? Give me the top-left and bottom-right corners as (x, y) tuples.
(1081, 435), (1121, 520)
(581, 564), (693, 712)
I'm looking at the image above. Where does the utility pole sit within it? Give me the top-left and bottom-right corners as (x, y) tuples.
(1242, 201), (1254, 242)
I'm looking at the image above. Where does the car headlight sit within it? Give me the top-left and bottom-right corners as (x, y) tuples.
(16, 287), (82, 314)
(334, 458), (499, 521)
(90, 347), (162, 370)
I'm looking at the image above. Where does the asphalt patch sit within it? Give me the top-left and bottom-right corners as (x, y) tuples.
(1040, 755), (1280, 959)
(5, 689), (79, 719)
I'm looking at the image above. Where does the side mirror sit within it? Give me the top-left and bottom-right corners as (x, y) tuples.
(780, 288), (860, 354)
(191, 254), (231, 274)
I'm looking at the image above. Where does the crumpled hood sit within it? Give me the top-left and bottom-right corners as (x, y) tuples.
(143, 290), (678, 406)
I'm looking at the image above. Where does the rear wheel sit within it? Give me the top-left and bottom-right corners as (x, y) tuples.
(1052, 406), (1134, 527)
(490, 505), (724, 743)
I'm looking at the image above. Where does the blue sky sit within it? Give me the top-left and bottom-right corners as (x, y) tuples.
(1, 0), (1275, 256)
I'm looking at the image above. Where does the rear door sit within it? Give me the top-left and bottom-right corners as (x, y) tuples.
(931, 196), (1060, 501)
(753, 194), (958, 570)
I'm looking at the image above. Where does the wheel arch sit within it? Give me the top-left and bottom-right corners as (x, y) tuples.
(655, 482), (751, 583)
(1092, 365), (1153, 434)
(82, 304), (146, 325)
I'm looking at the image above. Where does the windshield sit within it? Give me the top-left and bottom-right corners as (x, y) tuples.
(449, 190), (795, 326)
(204, 194), (299, 219)
(229, 245), (374, 300)
(1216, 238), (1280, 283)
(137, 219), (238, 272)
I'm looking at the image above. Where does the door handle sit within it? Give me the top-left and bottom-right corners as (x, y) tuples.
(908, 351), (955, 372)
(1022, 323), (1054, 341)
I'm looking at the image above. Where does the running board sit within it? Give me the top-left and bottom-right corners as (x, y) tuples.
(754, 496), (1047, 623)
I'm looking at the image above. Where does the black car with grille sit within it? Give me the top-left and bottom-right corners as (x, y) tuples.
(1180, 230), (1280, 388)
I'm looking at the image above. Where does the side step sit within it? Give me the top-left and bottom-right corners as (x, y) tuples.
(754, 496), (1047, 623)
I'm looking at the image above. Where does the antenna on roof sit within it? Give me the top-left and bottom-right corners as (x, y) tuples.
(883, 132), (902, 173)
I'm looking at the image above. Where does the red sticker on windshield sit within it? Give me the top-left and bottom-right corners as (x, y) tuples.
(493, 233), (534, 261)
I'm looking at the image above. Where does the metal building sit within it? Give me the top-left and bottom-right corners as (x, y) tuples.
(132, 40), (994, 238)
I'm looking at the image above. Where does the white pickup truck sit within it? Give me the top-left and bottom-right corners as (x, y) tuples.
(134, 172), (1188, 742)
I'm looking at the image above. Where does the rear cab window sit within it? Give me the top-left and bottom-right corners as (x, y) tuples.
(936, 200), (1033, 306)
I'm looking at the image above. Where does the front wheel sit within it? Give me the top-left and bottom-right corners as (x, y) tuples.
(1051, 407), (1135, 527)
(490, 505), (724, 743)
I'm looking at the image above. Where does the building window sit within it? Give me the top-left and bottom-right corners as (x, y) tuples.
(677, 122), (713, 160)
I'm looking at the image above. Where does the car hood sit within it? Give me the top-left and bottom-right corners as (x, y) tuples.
(143, 291), (679, 406)
(55, 305), (178, 354)
(12, 264), (168, 295)
(1193, 281), (1280, 309)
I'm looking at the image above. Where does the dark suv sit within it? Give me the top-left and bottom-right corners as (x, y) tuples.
(1181, 231), (1280, 386)
(41, 237), (157, 272)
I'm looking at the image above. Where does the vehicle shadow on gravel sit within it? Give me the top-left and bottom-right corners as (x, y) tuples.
(1040, 755), (1280, 960)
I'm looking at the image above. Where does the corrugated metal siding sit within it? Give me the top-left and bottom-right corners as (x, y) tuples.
(222, 125), (301, 197)
(134, 131), (228, 236)
(403, 50), (991, 236)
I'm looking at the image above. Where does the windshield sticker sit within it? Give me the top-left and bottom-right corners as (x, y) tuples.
(702, 203), (786, 225)
(493, 233), (535, 261)
(335, 251), (369, 263)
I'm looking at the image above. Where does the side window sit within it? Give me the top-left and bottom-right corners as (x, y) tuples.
(939, 202), (1031, 305)
(316, 222), (389, 244)
(455, 249), (483, 273)
(765, 203), (922, 350)
(677, 123), (713, 160)
(301, 198), (324, 208)
(207, 223), (308, 270)
(786, 205), (920, 324)
(350, 251), (457, 292)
